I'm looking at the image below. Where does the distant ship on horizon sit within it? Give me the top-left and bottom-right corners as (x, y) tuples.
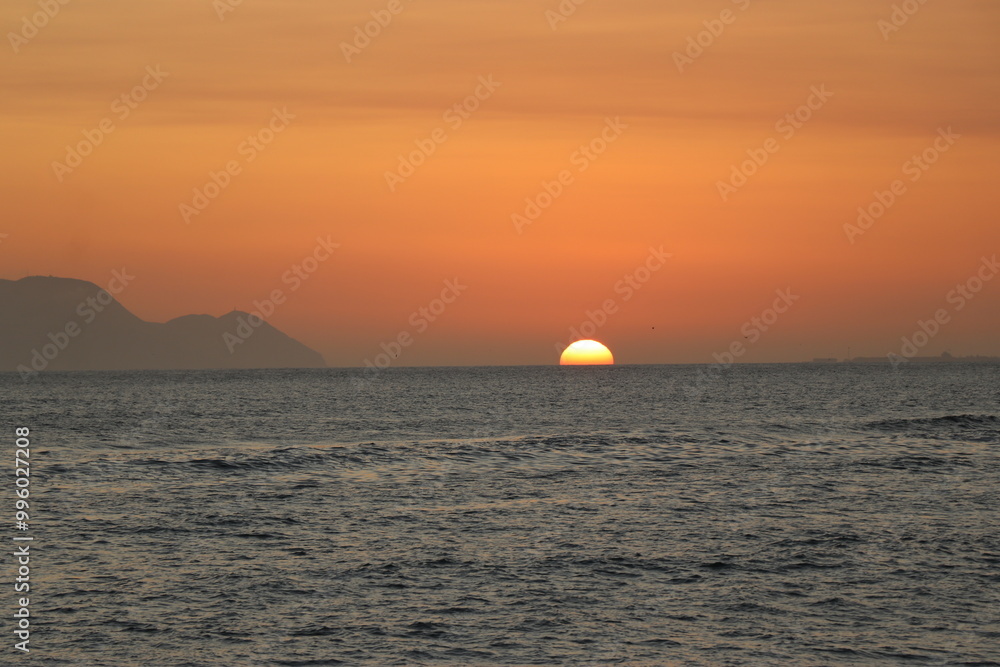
(810, 352), (1000, 364)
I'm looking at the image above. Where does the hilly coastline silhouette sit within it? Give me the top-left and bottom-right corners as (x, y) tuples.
(0, 276), (325, 374)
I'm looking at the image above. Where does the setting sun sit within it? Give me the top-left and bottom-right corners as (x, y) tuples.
(559, 340), (615, 366)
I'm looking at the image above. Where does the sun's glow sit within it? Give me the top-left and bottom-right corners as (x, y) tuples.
(559, 340), (614, 366)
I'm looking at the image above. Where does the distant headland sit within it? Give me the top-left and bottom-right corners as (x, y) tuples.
(0, 276), (325, 377)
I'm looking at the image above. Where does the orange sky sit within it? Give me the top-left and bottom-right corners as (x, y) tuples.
(2, 0), (998, 366)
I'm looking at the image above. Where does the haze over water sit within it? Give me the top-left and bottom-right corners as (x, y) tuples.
(7, 363), (999, 665)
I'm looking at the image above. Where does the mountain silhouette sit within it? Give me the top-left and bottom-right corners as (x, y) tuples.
(0, 276), (325, 374)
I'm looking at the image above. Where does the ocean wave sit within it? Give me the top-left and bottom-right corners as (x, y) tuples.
(867, 414), (999, 429)
(864, 414), (1000, 443)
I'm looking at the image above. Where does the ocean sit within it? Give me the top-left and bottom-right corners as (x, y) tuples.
(3, 363), (999, 666)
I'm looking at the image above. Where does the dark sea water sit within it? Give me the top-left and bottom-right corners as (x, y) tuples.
(3, 363), (1000, 666)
